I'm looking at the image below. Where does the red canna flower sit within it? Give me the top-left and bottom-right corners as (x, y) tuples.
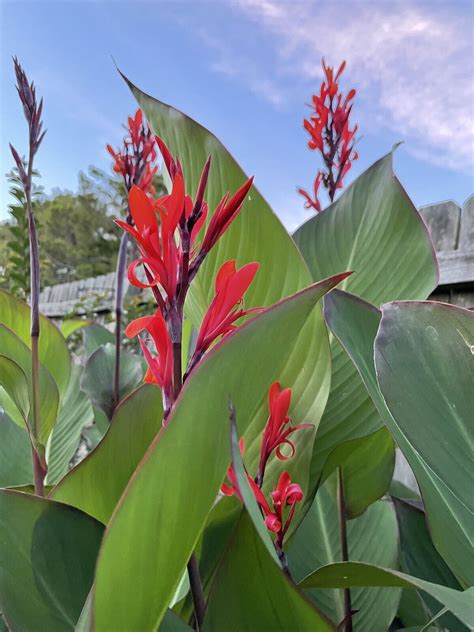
(192, 260), (260, 364)
(299, 59), (358, 212)
(107, 109), (158, 195)
(125, 309), (174, 412)
(251, 471), (303, 548)
(115, 174), (185, 303)
(200, 177), (254, 254)
(256, 381), (312, 486)
(220, 446), (303, 548)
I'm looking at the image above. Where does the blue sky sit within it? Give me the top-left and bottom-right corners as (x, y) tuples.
(1, 0), (473, 230)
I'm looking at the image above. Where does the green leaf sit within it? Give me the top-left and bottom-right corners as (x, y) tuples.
(394, 499), (468, 631)
(375, 302), (473, 586)
(83, 323), (114, 359)
(46, 364), (94, 485)
(159, 610), (193, 632)
(203, 512), (335, 631)
(0, 490), (104, 631)
(320, 427), (395, 518)
(299, 564), (474, 628)
(0, 290), (71, 395)
(325, 291), (473, 587)
(0, 325), (60, 445)
(60, 319), (90, 339)
(288, 475), (400, 631)
(91, 275), (345, 631)
(293, 154), (437, 480)
(80, 342), (143, 420)
(0, 356), (30, 424)
(229, 403), (279, 564)
(50, 384), (162, 524)
(126, 75), (333, 497)
(0, 412), (32, 487)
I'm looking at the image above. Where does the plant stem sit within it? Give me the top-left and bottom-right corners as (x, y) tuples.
(338, 467), (352, 632)
(112, 231), (129, 415)
(169, 306), (206, 628)
(26, 148), (45, 496)
(31, 442), (46, 497)
(187, 552), (206, 630)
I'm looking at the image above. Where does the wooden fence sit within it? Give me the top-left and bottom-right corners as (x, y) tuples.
(39, 197), (474, 319)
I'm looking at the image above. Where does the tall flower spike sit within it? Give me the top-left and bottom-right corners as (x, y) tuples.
(106, 109), (158, 195)
(299, 59), (358, 212)
(190, 260), (260, 369)
(256, 381), (312, 486)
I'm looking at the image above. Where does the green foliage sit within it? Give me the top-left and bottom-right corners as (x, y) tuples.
(1, 74), (471, 632)
(0, 490), (104, 631)
(293, 153), (438, 485)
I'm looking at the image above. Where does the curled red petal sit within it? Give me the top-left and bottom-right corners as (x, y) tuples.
(127, 258), (161, 289)
(265, 514), (281, 533)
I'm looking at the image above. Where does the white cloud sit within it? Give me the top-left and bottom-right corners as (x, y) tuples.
(225, 0), (474, 173)
(194, 25), (286, 108)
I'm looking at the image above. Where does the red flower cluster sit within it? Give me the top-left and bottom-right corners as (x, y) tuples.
(107, 109), (158, 194)
(257, 381), (312, 485)
(117, 130), (258, 416)
(252, 471), (303, 549)
(221, 381), (310, 551)
(298, 60), (358, 212)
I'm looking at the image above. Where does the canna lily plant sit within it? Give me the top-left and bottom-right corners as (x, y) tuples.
(0, 57), (472, 632)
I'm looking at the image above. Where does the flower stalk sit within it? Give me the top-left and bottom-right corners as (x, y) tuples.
(107, 110), (158, 415)
(299, 59), (358, 212)
(10, 57), (46, 496)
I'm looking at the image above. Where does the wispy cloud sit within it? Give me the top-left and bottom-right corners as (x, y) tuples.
(224, 0), (474, 173)
(194, 25), (286, 108)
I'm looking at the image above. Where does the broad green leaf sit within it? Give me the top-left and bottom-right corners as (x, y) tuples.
(75, 594), (191, 632)
(0, 489), (104, 631)
(288, 475), (400, 631)
(175, 496), (241, 625)
(82, 323), (114, 359)
(300, 564), (474, 628)
(51, 384), (162, 524)
(293, 154), (437, 480)
(0, 356), (30, 423)
(320, 427), (395, 518)
(375, 302), (473, 586)
(46, 364), (94, 485)
(126, 75), (333, 496)
(160, 610), (193, 632)
(0, 325), (59, 444)
(0, 412), (32, 487)
(60, 319), (90, 339)
(325, 291), (473, 586)
(397, 589), (432, 629)
(80, 342), (143, 420)
(92, 275), (345, 631)
(0, 289), (70, 395)
(394, 499), (468, 632)
(204, 512), (335, 631)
